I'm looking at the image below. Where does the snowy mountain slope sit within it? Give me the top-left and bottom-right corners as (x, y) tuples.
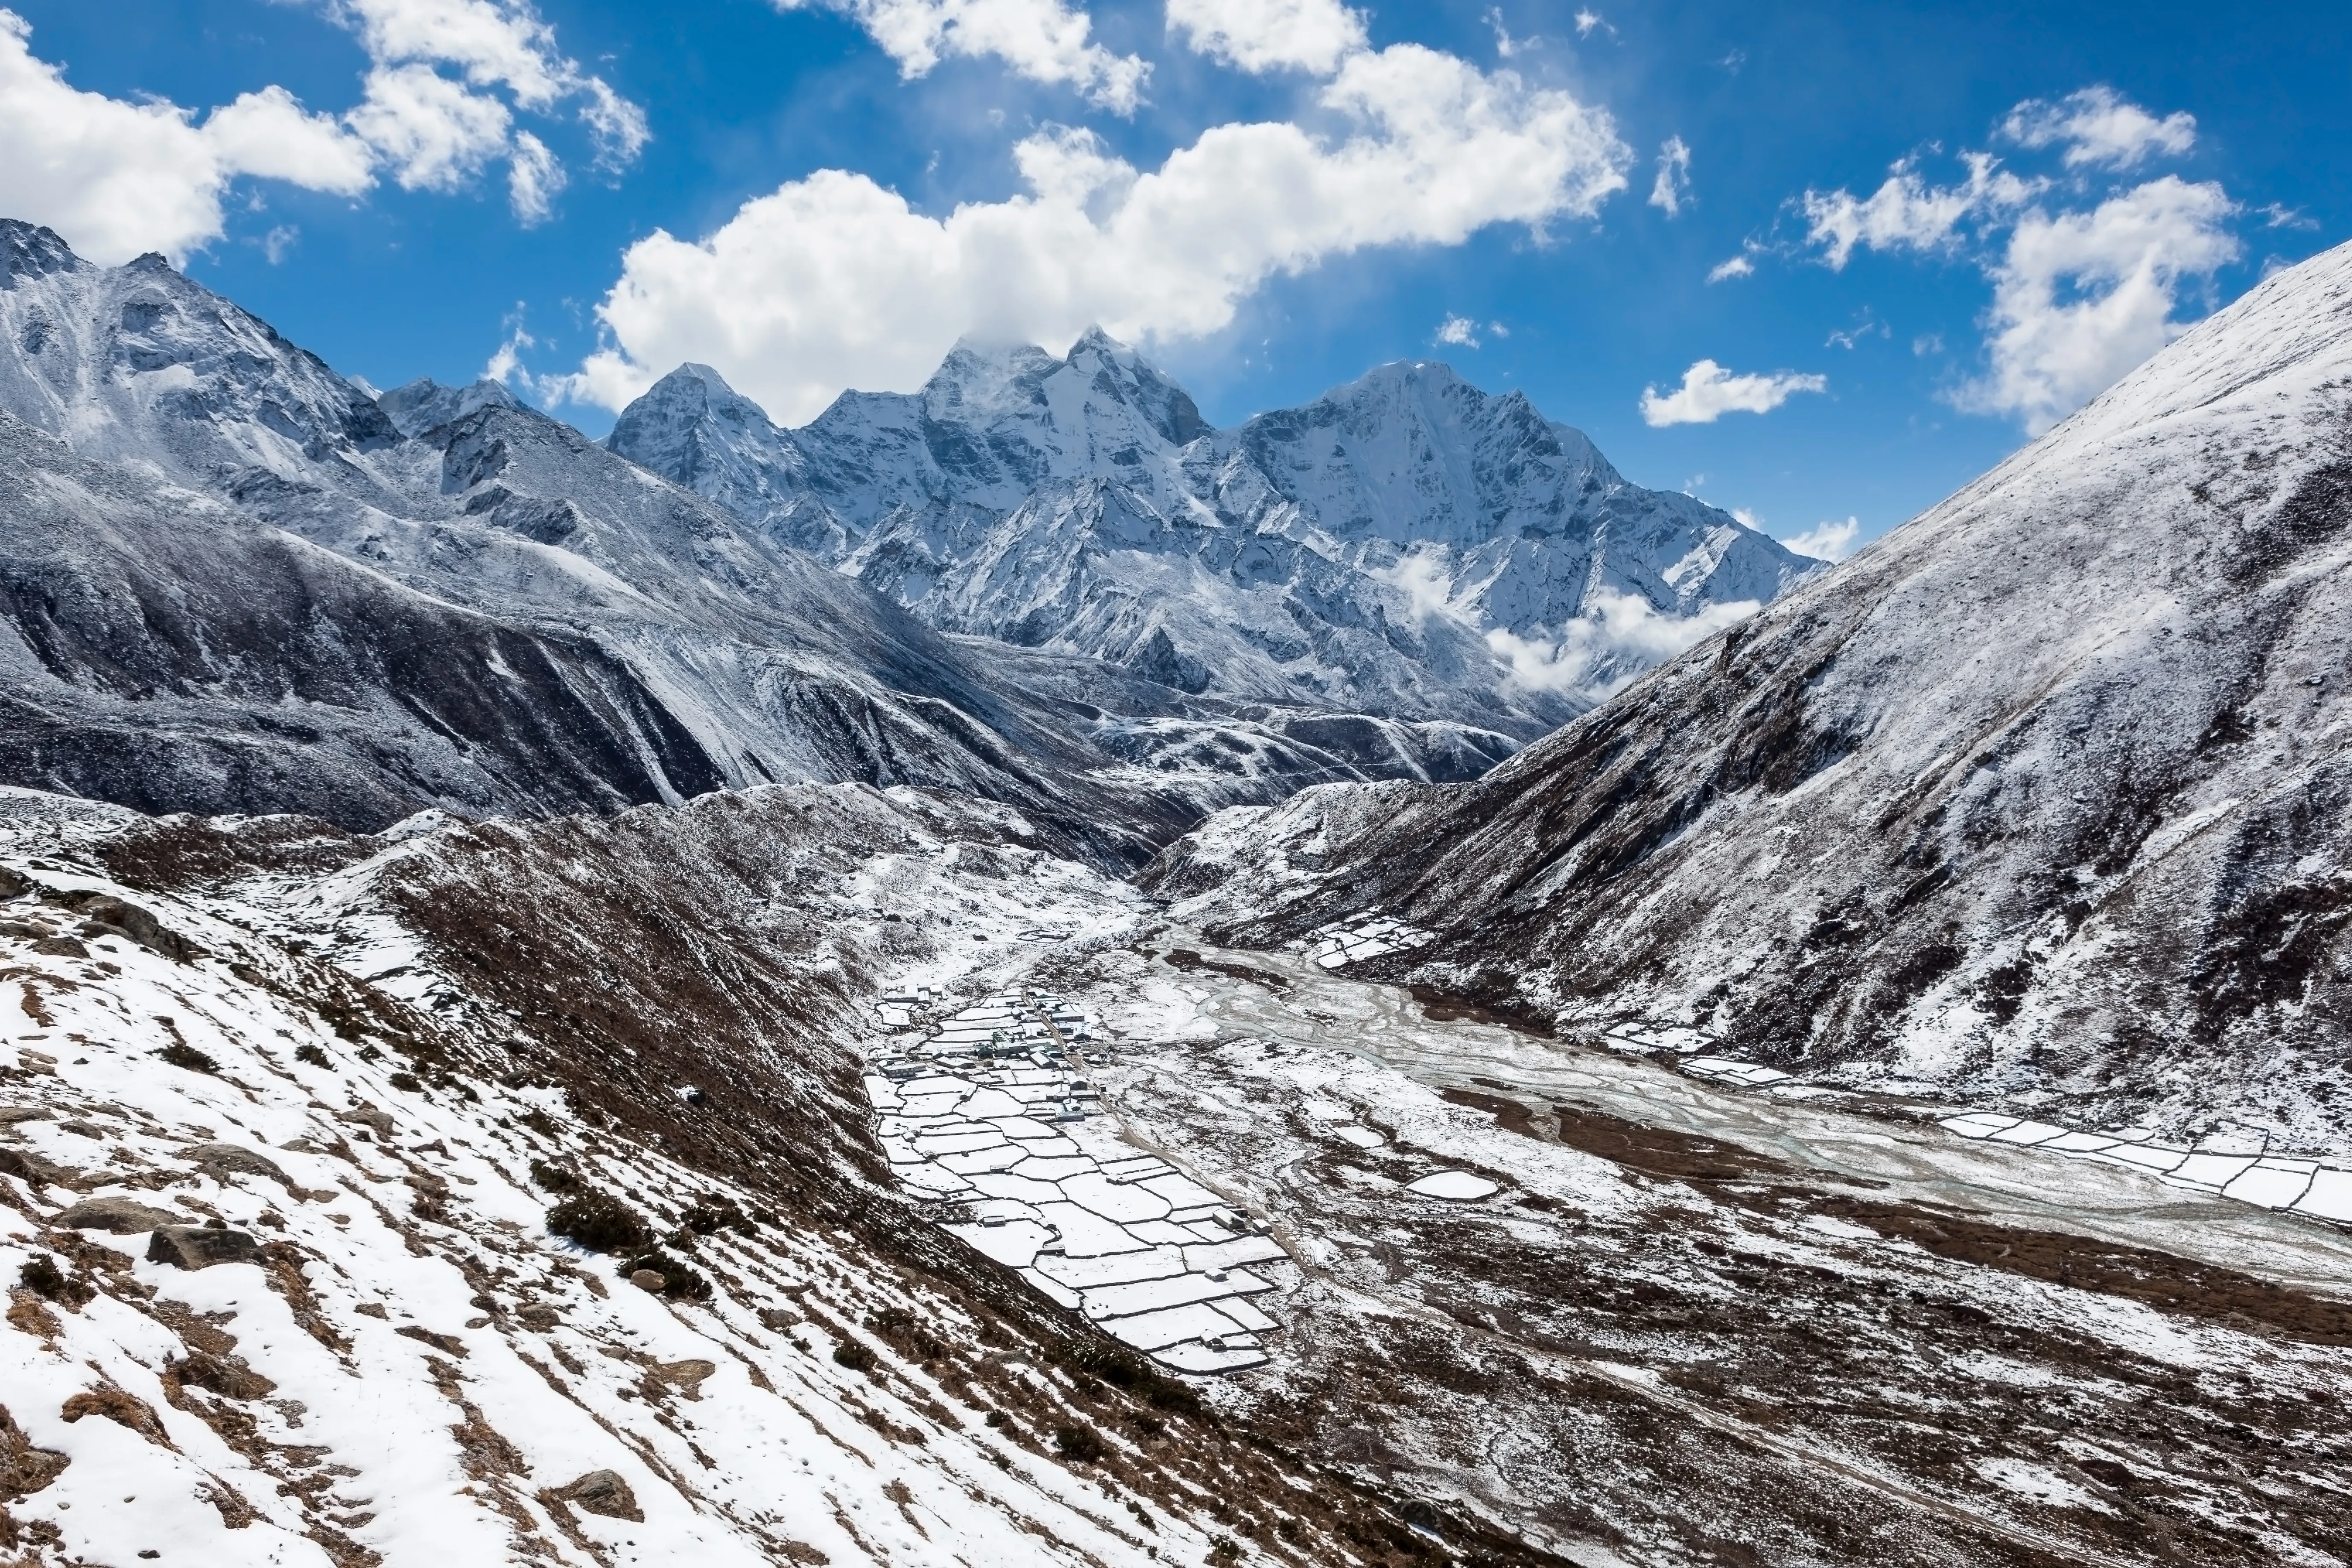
(1144, 237), (2352, 1147)
(3, 222), (1475, 858)
(608, 333), (1816, 724)
(0, 785), (1561, 1568)
(0, 415), (728, 826)
(0, 223), (399, 491)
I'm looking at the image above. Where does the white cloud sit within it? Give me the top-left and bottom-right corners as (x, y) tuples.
(507, 129), (564, 222)
(0, 11), (372, 264)
(1785, 88), (2237, 432)
(333, 0), (649, 196)
(1784, 516), (1859, 561)
(1573, 9), (1604, 37)
(1434, 314), (1480, 347)
(1169, 0), (1366, 76)
(201, 86), (377, 195)
(560, 44), (1631, 422)
(345, 63), (513, 191)
(1958, 175), (2239, 433)
(0, 4), (641, 266)
(780, 0), (1148, 111)
(1648, 134), (1691, 216)
(1802, 152), (2042, 269)
(2001, 85), (2194, 170)
(1639, 359), (1826, 426)
(1488, 587), (1759, 698)
(1705, 253), (1753, 282)
(1485, 7), (1523, 57)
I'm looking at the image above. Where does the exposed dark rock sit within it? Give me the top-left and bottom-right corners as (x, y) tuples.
(50, 1196), (180, 1233)
(146, 1225), (262, 1270)
(550, 1469), (642, 1521)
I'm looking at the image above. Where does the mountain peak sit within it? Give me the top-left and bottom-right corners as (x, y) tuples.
(0, 220), (86, 286)
(378, 376), (521, 439)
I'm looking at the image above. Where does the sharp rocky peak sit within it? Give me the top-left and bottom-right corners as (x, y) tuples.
(0, 219), (88, 285)
(377, 375), (522, 439)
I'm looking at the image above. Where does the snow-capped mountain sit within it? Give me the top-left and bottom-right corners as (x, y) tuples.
(1146, 237), (2352, 1148)
(0, 222), (1516, 856)
(608, 331), (1816, 722)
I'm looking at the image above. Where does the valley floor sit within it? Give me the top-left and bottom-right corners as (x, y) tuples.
(3, 788), (2349, 1568)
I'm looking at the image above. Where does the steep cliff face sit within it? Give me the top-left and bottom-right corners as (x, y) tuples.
(609, 331), (1816, 724)
(1145, 238), (2352, 1146)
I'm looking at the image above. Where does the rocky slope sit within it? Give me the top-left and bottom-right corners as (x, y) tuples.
(608, 332), (1815, 727)
(0, 784), (1579, 1568)
(1145, 237), (2352, 1148)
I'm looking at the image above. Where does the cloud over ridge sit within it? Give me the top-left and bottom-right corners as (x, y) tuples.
(562, 38), (1631, 423)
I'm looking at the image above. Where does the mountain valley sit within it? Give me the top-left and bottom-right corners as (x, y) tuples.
(0, 215), (2350, 1568)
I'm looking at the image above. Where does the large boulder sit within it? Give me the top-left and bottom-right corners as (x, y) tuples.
(146, 1225), (261, 1270)
(52, 1196), (180, 1233)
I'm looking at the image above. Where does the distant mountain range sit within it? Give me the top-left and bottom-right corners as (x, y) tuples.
(608, 330), (1812, 724)
(0, 218), (1808, 859)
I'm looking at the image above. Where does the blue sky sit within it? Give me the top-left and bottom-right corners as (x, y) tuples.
(3, 0), (2345, 556)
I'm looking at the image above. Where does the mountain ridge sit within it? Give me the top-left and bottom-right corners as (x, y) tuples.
(608, 330), (1817, 721)
(1143, 235), (2352, 1147)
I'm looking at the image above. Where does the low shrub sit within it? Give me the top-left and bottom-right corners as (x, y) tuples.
(18, 1255), (91, 1308)
(293, 1043), (331, 1068)
(831, 1340), (877, 1372)
(622, 1250), (711, 1301)
(155, 1042), (219, 1074)
(528, 1159), (579, 1192)
(546, 1188), (651, 1253)
(1052, 1423), (1107, 1463)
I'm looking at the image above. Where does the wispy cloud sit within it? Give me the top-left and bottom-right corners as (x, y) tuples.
(1640, 359), (1826, 426)
(1649, 135), (1691, 217)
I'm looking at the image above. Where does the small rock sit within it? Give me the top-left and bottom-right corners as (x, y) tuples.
(0, 1107), (53, 1125)
(186, 1143), (291, 1188)
(649, 1358), (717, 1399)
(393, 1324), (467, 1357)
(552, 1469), (642, 1521)
(336, 1104), (394, 1140)
(515, 1304), (561, 1331)
(628, 1269), (666, 1293)
(29, 935), (87, 958)
(146, 1226), (262, 1270)
(51, 1197), (181, 1234)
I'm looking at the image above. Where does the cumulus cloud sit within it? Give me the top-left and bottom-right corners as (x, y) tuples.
(1802, 152), (2042, 269)
(1648, 134), (1691, 216)
(0, 3), (642, 263)
(1959, 175), (2239, 433)
(1639, 359), (1826, 426)
(1784, 516), (1859, 561)
(200, 85), (377, 195)
(1168, 0), (1366, 76)
(560, 44), (1632, 422)
(1782, 87), (2238, 433)
(779, 0), (1148, 110)
(1433, 314), (1480, 347)
(1488, 588), (1759, 699)
(2001, 85), (2195, 170)
(334, 0), (649, 205)
(0, 12), (365, 263)
(345, 62), (514, 191)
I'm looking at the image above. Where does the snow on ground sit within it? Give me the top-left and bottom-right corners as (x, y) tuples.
(0, 803), (1286, 1568)
(864, 991), (1293, 1374)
